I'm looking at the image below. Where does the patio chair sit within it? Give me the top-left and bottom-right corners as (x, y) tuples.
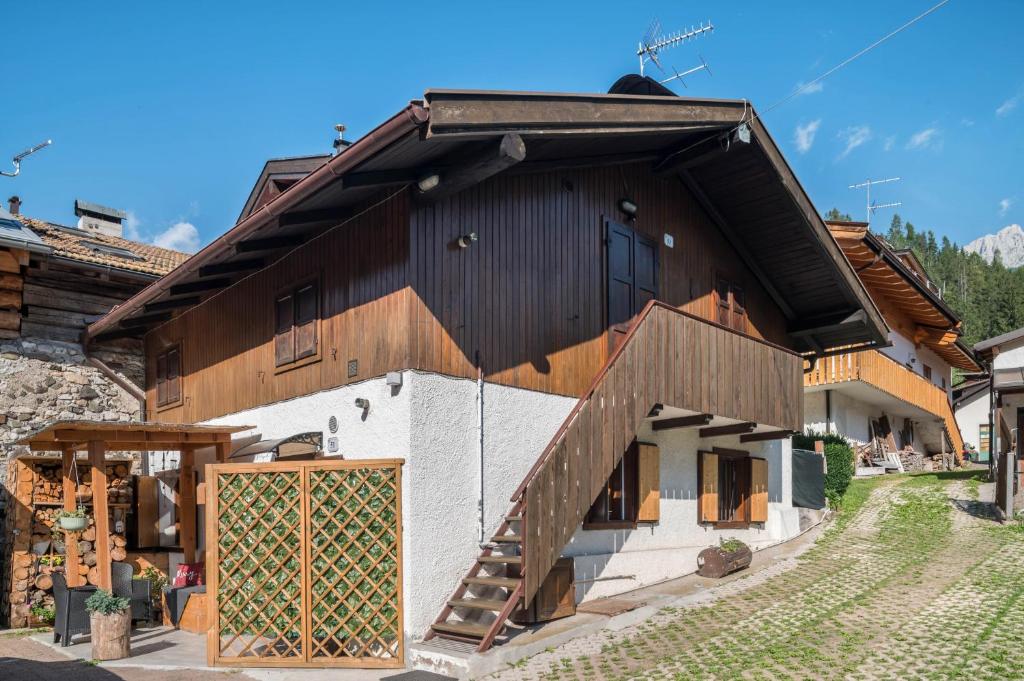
(52, 572), (96, 647)
(163, 584), (206, 628)
(111, 561), (151, 624)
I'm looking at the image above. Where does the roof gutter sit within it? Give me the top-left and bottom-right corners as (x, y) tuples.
(85, 101), (430, 342)
(0, 234), (52, 256)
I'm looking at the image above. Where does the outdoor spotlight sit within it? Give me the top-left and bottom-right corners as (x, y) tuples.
(618, 198), (638, 219)
(355, 397), (370, 410)
(457, 232), (478, 249)
(417, 173), (441, 193)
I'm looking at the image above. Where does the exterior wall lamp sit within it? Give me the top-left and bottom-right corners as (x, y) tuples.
(417, 173), (441, 193)
(457, 232), (478, 248)
(618, 198), (638, 220)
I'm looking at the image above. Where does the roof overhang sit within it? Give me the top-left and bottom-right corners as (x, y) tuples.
(86, 87), (888, 354)
(18, 420), (253, 452)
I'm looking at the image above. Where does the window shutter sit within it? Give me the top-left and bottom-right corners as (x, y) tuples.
(274, 293), (295, 366)
(166, 347), (181, 405)
(294, 282), (318, 360)
(699, 451), (719, 523)
(715, 279), (730, 326)
(156, 352), (167, 406)
(730, 286), (745, 332)
(750, 457), (768, 523)
(637, 443), (660, 522)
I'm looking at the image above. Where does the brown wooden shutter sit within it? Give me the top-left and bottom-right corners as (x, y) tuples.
(156, 352), (167, 406)
(699, 451), (719, 523)
(730, 285), (745, 332)
(750, 457), (768, 523)
(637, 443), (660, 522)
(715, 279), (731, 326)
(274, 293), (295, 366)
(294, 282), (318, 360)
(165, 346), (181, 405)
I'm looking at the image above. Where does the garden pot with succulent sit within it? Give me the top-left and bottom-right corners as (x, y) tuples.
(85, 589), (132, 660)
(56, 507), (89, 532)
(696, 537), (752, 578)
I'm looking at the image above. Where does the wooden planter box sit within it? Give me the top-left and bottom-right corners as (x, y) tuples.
(696, 543), (752, 578)
(90, 610), (132, 660)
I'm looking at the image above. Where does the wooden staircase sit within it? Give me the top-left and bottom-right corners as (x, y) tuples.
(425, 504), (525, 651)
(425, 301), (804, 652)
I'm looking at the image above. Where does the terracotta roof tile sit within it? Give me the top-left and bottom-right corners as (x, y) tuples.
(16, 215), (189, 276)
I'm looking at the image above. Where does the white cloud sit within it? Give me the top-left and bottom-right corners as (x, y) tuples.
(794, 119), (821, 154)
(997, 95), (1020, 117)
(1000, 198), (1014, 216)
(837, 125), (871, 159)
(906, 127), (941, 150)
(796, 80), (824, 96)
(123, 210), (142, 241)
(153, 221), (200, 253)
(961, 118), (975, 127)
(883, 136), (896, 152)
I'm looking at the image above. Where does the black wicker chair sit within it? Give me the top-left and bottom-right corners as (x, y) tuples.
(111, 561), (151, 624)
(52, 572), (96, 647)
(163, 584), (205, 627)
(131, 577), (153, 623)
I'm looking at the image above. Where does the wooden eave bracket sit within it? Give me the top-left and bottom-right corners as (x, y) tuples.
(699, 422), (757, 438)
(651, 413), (714, 431)
(416, 133), (526, 204)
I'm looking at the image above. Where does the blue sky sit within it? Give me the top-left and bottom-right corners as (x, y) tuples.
(2, 0), (1021, 252)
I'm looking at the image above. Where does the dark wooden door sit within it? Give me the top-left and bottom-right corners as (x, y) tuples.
(607, 221), (658, 350)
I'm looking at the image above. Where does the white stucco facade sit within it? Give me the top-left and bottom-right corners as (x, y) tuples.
(879, 330), (952, 394)
(169, 370), (811, 647)
(955, 389), (990, 453)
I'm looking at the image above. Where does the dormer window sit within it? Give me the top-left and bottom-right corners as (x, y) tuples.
(78, 239), (144, 261)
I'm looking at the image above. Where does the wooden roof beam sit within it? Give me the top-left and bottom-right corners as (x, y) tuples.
(278, 207), (353, 228)
(198, 258), (264, 277)
(788, 309), (867, 338)
(740, 429), (796, 443)
(699, 422), (757, 438)
(417, 133), (526, 204)
(169, 278), (231, 296)
(678, 169), (795, 320)
(144, 296), (201, 313)
(119, 311), (172, 329)
(235, 235), (307, 253)
(653, 135), (726, 176)
(651, 413), (713, 431)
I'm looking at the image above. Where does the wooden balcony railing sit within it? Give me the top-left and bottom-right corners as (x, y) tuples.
(805, 349), (963, 453)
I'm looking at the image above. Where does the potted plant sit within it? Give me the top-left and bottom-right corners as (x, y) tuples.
(696, 537), (752, 578)
(56, 507), (89, 532)
(29, 604), (55, 627)
(85, 589), (132, 660)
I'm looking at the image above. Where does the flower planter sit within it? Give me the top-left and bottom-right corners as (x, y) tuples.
(59, 516), (88, 532)
(90, 610), (131, 660)
(696, 542), (752, 578)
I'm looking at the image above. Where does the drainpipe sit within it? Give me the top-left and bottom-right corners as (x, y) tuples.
(476, 355), (486, 546)
(825, 389), (832, 435)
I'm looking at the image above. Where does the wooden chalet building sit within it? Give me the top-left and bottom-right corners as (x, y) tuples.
(805, 222), (981, 471)
(85, 80), (888, 667)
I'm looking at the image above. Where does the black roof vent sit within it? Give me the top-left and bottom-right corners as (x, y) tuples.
(608, 74), (678, 98)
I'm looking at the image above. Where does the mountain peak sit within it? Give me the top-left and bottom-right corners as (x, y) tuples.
(965, 223), (1024, 267)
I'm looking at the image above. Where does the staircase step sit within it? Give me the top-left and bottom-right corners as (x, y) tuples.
(478, 554), (522, 565)
(431, 621), (491, 639)
(464, 575), (520, 589)
(448, 597), (508, 612)
(490, 534), (522, 543)
(505, 515), (523, 522)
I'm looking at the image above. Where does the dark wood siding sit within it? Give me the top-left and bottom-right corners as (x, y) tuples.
(146, 162), (789, 422)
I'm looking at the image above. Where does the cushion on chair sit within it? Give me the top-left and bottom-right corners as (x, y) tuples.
(172, 562), (205, 587)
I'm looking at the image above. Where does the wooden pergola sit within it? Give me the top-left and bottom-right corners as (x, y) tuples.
(18, 421), (252, 591)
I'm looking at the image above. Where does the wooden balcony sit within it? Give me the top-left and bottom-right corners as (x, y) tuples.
(804, 349), (963, 452)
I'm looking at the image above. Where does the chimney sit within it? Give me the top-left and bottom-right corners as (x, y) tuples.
(7, 195), (20, 215)
(74, 199), (125, 238)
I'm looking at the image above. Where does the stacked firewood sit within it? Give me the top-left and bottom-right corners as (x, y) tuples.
(32, 463), (133, 505)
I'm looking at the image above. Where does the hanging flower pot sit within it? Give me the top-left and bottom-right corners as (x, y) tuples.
(57, 508), (90, 532)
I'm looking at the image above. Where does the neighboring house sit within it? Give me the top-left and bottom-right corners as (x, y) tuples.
(953, 377), (991, 462)
(804, 222), (981, 470)
(0, 197), (187, 627)
(972, 328), (1024, 519)
(85, 81), (887, 662)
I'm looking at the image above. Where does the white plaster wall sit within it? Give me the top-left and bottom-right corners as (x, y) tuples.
(880, 330), (952, 391)
(198, 371), (575, 644)
(993, 337), (1024, 370)
(563, 422), (801, 602)
(804, 391), (827, 434)
(956, 390), (990, 451)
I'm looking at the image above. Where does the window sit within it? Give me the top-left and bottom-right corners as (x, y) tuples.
(78, 239), (145, 261)
(715, 277), (746, 332)
(979, 424), (991, 456)
(923, 364), (932, 381)
(698, 450), (768, 527)
(275, 279), (320, 368)
(585, 441), (660, 529)
(941, 376), (947, 390)
(155, 344), (181, 408)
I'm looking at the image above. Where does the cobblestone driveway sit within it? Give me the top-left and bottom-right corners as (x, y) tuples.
(489, 471), (1024, 680)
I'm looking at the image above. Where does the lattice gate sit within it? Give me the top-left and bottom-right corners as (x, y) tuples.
(206, 459), (404, 668)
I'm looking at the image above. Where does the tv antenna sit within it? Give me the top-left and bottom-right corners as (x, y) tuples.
(0, 139), (53, 178)
(849, 176), (901, 225)
(637, 19), (714, 83)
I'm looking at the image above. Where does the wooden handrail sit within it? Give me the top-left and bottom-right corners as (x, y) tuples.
(511, 299), (799, 502)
